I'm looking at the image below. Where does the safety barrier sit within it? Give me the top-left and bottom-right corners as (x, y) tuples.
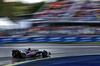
(0, 36), (100, 44)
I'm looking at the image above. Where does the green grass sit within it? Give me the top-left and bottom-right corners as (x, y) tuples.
(36, 42), (100, 44)
(53, 42), (100, 44)
(5, 42), (100, 44)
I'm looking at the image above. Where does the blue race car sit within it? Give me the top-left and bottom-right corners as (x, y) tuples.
(12, 48), (51, 58)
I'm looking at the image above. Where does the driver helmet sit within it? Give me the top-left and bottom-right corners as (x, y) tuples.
(28, 48), (31, 51)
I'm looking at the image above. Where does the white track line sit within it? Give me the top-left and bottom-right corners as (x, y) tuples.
(0, 46), (100, 48)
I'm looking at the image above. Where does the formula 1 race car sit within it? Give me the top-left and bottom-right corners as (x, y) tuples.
(12, 48), (51, 58)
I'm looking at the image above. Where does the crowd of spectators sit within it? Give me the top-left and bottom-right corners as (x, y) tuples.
(26, 26), (100, 37)
(1, 25), (100, 37)
(1, 0), (100, 37)
(34, 0), (100, 21)
(34, 0), (75, 17)
(71, 2), (100, 18)
(26, 0), (100, 37)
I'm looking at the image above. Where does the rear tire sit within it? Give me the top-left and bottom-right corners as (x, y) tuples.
(12, 53), (17, 58)
(21, 53), (26, 58)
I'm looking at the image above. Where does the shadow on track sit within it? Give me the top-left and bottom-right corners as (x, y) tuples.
(12, 56), (51, 64)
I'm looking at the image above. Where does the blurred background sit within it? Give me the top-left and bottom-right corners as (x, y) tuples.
(0, 0), (100, 38)
(1, 1), (100, 65)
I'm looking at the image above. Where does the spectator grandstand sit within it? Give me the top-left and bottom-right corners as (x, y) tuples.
(2, 0), (100, 37)
(24, 0), (100, 37)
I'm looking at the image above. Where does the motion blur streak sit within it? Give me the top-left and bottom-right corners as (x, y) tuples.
(0, 43), (100, 65)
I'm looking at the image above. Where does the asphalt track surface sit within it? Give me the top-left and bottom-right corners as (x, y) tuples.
(0, 43), (100, 65)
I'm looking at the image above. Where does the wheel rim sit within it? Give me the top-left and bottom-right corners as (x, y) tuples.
(22, 54), (26, 57)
